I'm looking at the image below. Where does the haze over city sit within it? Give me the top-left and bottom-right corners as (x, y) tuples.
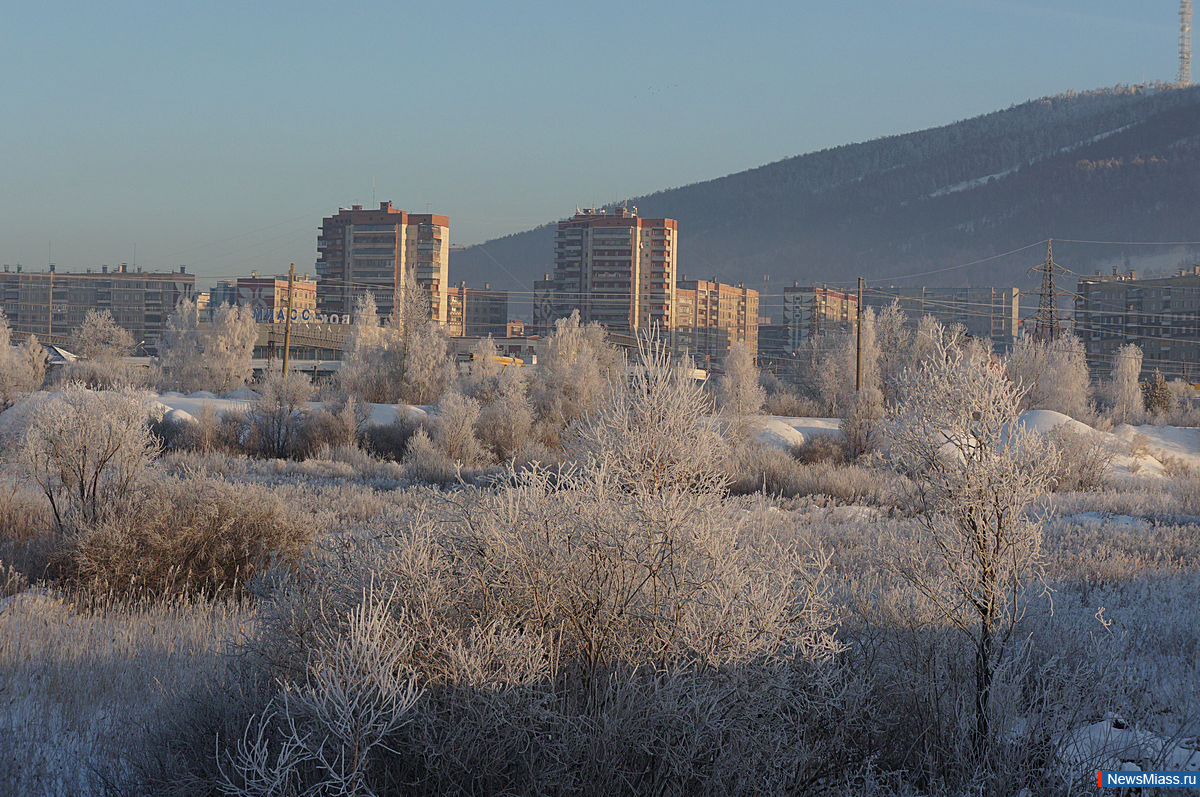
(2, 0), (1184, 286)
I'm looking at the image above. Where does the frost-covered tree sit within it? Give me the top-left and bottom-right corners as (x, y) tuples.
(250, 371), (314, 458)
(338, 276), (449, 406)
(885, 332), (1058, 753)
(159, 299), (257, 394)
(717, 340), (765, 418)
(433, 390), (487, 465)
(1142, 369), (1172, 416)
(337, 292), (390, 403)
(476, 366), (534, 460)
(808, 306), (881, 417)
(0, 310), (45, 408)
(68, 309), (135, 363)
(874, 300), (912, 406)
(567, 332), (727, 495)
(531, 311), (622, 442)
(205, 303), (258, 393)
(1101, 343), (1144, 425)
(16, 384), (161, 532)
(1007, 335), (1091, 419)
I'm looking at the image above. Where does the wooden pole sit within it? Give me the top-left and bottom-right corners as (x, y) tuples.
(281, 263), (294, 375)
(856, 276), (863, 392)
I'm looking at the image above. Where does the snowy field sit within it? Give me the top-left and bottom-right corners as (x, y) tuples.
(2, 387), (1200, 794)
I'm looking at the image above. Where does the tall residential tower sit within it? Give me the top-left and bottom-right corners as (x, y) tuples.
(551, 207), (677, 333)
(315, 202), (449, 324)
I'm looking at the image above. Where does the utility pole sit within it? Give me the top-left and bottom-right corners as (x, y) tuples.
(281, 263), (295, 375)
(1028, 240), (1076, 344)
(856, 276), (864, 392)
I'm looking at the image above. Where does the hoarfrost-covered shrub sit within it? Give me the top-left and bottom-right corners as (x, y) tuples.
(14, 384), (161, 533)
(1046, 423), (1118, 492)
(1008, 335), (1092, 420)
(248, 371), (313, 459)
(200, 328), (849, 793)
(359, 413), (431, 461)
(717, 339), (765, 419)
(566, 333), (726, 495)
(159, 299), (257, 394)
(475, 366), (534, 461)
(432, 390), (488, 466)
(338, 282), (449, 405)
(1142, 369), (1173, 416)
(790, 433), (847, 465)
(531, 311), (622, 445)
(54, 476), (311, 598)
(296, 398), (364, 458)
(402, 429), (458, 485)
(0, 317), (46, 408)
(841, 386), (884, 461)
(1100, 343), (1144, 425)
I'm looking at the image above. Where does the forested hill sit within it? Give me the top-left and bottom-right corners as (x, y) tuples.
(451, 84), (1200, 311)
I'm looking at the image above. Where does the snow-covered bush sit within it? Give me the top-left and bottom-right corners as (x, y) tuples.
(1008, 335), (1092, 420)
(566, 333), (726, 495)
(1100, 343), (1144, 425)
(717, 339), (765, 419)
(1046, 423), (1118, 492)
(54, 309), (148, 388)
(840, 386), (884, 461)
(359, 413), (430, 461)
(54, 475), (311, 598)
(14, 384), (161, 533)
(402, 428), (458, 485)
(475, 366), (534, 461)
(248, 371), (313, 459)
(296, 398), (364, 459)
(432, 390), (488, 466)
(1142, 369), (1173, 416)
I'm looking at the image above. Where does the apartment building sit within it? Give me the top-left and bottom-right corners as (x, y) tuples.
(674, 278), (759, 367)
(447, 282), (508, 338)
(549, 207), (677, 333)
(315, 202), (449, 325)
(1076, 268), (1200, 380)
(0, 264), (195, 350)
(782, 284), (858, 350)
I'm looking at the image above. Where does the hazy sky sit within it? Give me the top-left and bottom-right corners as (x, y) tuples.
(1, 0), (1181, 286)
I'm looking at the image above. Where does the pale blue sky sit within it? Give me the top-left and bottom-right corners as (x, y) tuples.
(1, 0), (1180, 286)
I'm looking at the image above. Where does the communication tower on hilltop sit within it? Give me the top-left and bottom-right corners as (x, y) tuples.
(1181, 0), (1193, 86)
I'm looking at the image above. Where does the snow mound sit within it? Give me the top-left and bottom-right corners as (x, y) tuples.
(755, 417), (842, 451)
(1017, 409), (1099, 437)
(1056, 713), (1200, 773)
(223, 388), (259, 401)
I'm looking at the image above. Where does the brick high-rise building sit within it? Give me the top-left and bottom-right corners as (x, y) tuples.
(550, 207), (677, 333)
(315, 202), (449, 325)
(674, 278), (759, 367)
(446, 282), (508, 338)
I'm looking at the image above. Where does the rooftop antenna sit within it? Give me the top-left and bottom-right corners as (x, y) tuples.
(1181, 0), (1193, 86)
